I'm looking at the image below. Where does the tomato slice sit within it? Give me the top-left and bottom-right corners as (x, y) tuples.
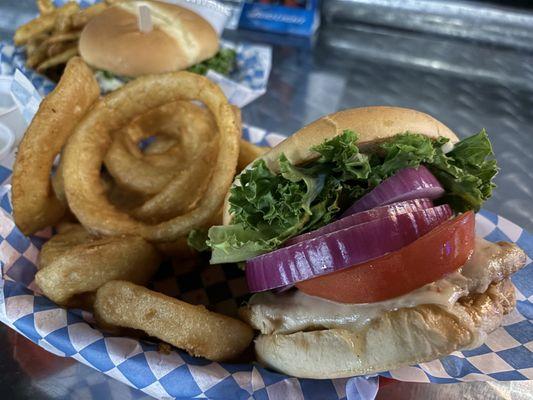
(296, 211), (475, 303)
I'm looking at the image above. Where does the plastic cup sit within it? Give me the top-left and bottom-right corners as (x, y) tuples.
(0, 75), (28, 144)
(0, 122), (15, 162)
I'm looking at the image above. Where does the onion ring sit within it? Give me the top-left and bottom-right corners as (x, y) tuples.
(104, 101), (217, 195)
(94, 280), (253, 361)
(131, 136), (218, 222)
(12, 57), (99, 234)
(130, 105), (234, 222)
(36, 224), (161, 306)
(62, 71), (241, 242)
(143, 135), (178, 155)
(51, 153), (67, 207)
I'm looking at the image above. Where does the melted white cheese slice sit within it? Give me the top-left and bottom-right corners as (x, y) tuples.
(244, 237), (501, 335)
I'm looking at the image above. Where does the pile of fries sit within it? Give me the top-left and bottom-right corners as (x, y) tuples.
(14, 0), (110, 75)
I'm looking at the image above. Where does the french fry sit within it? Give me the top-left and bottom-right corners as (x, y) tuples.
(27, 52), (46, 69)
(26, 39), (50, 68)
(14, 2), (78, 45)
(37, 0), (55, 15)
(46, 31), (80, 45)
(46, 41), (71, 57)
(20, 1), (106, 75)
(71, 3), (107, 29)
(25, 32), (49, 62)
(55, 2), (80, 33)
(26, 32), (49, 46)
(14, 14), (55, 45)
(37, 46), (78, 71)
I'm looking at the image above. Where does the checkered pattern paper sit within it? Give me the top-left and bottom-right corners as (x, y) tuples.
(0, 44), (55, 97)
(1, 40), (532, 400)
(207, 41), (272, 108)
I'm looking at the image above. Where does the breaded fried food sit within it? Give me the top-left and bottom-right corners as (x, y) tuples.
(104, 101), (217, 197)
(37, 223), (91, 270)
(36, 225), (161, 306)
(71, 3), (107, 28)
(12, 57), (99, 234)
(14, 2), (79, 45)
(37, 0), (55, 15)
(37, 46), (79, 71)
(16, 1), (108, 77)
(94, 281), (253, 361)
(61, 71), (241, 242)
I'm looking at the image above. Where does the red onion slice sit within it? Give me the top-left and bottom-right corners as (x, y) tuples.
(342, 166), (444, 217)
(285, 198), (434, 246)
(246, 204), (452, 292)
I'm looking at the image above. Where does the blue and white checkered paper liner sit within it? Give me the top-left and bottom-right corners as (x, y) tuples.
(208, 40), (272, 108)
(0, 51), (532, 400)
(0, 0), (272, 108)
(0, 44), (56, 97)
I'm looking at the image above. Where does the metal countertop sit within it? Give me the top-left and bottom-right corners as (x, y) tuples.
(1, 1), (532, 399)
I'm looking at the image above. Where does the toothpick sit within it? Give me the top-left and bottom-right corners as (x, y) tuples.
(138, 5), (153, 33)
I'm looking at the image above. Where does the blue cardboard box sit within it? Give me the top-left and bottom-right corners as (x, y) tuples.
(239, 0), (320, 36)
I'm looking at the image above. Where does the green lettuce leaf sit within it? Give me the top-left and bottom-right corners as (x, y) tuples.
(430, 130), (498, 211)
(367, 133), (447, 185)
(200, 129), (498, 263)
(207, 224), (282, 263)
(229, 156), (312, 237)
(187, 48), (237, 76)
(187, 229), (210, 252)
(367, 130), (497, 211)
(206, 130), (370, 262)
(312, 130), (371, 181)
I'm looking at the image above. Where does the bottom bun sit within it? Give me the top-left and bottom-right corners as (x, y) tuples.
(255, 279), (515, 379)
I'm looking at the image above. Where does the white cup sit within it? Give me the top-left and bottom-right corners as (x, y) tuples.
(0, 75), (28, 144)
(0, 122), (15, 161)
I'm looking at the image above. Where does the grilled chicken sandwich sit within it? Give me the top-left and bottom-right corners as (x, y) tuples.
(196, 106), (527, 378)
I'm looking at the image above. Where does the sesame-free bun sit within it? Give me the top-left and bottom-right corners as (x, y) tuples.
(79, 0), (219, 77)
(261, 106), (459, 173)
(224, 106), (459, 224)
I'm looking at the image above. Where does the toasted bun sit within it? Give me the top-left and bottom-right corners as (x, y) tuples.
(224, 106), (459, 224)
(79, 0), (219, 77)
(254, 279), (515, 379)
(260, 106), (458, 172)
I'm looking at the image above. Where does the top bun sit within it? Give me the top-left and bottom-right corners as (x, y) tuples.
(260, 106), (459, 173)
(79, 0), (219, 77)
(224, 106), (459, 224)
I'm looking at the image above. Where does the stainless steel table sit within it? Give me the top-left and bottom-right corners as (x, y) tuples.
(1, 1), (532, 399)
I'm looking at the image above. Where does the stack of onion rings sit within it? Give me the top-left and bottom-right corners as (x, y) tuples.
(12, 60), (257, 361)
(60, 71), (241, 242)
